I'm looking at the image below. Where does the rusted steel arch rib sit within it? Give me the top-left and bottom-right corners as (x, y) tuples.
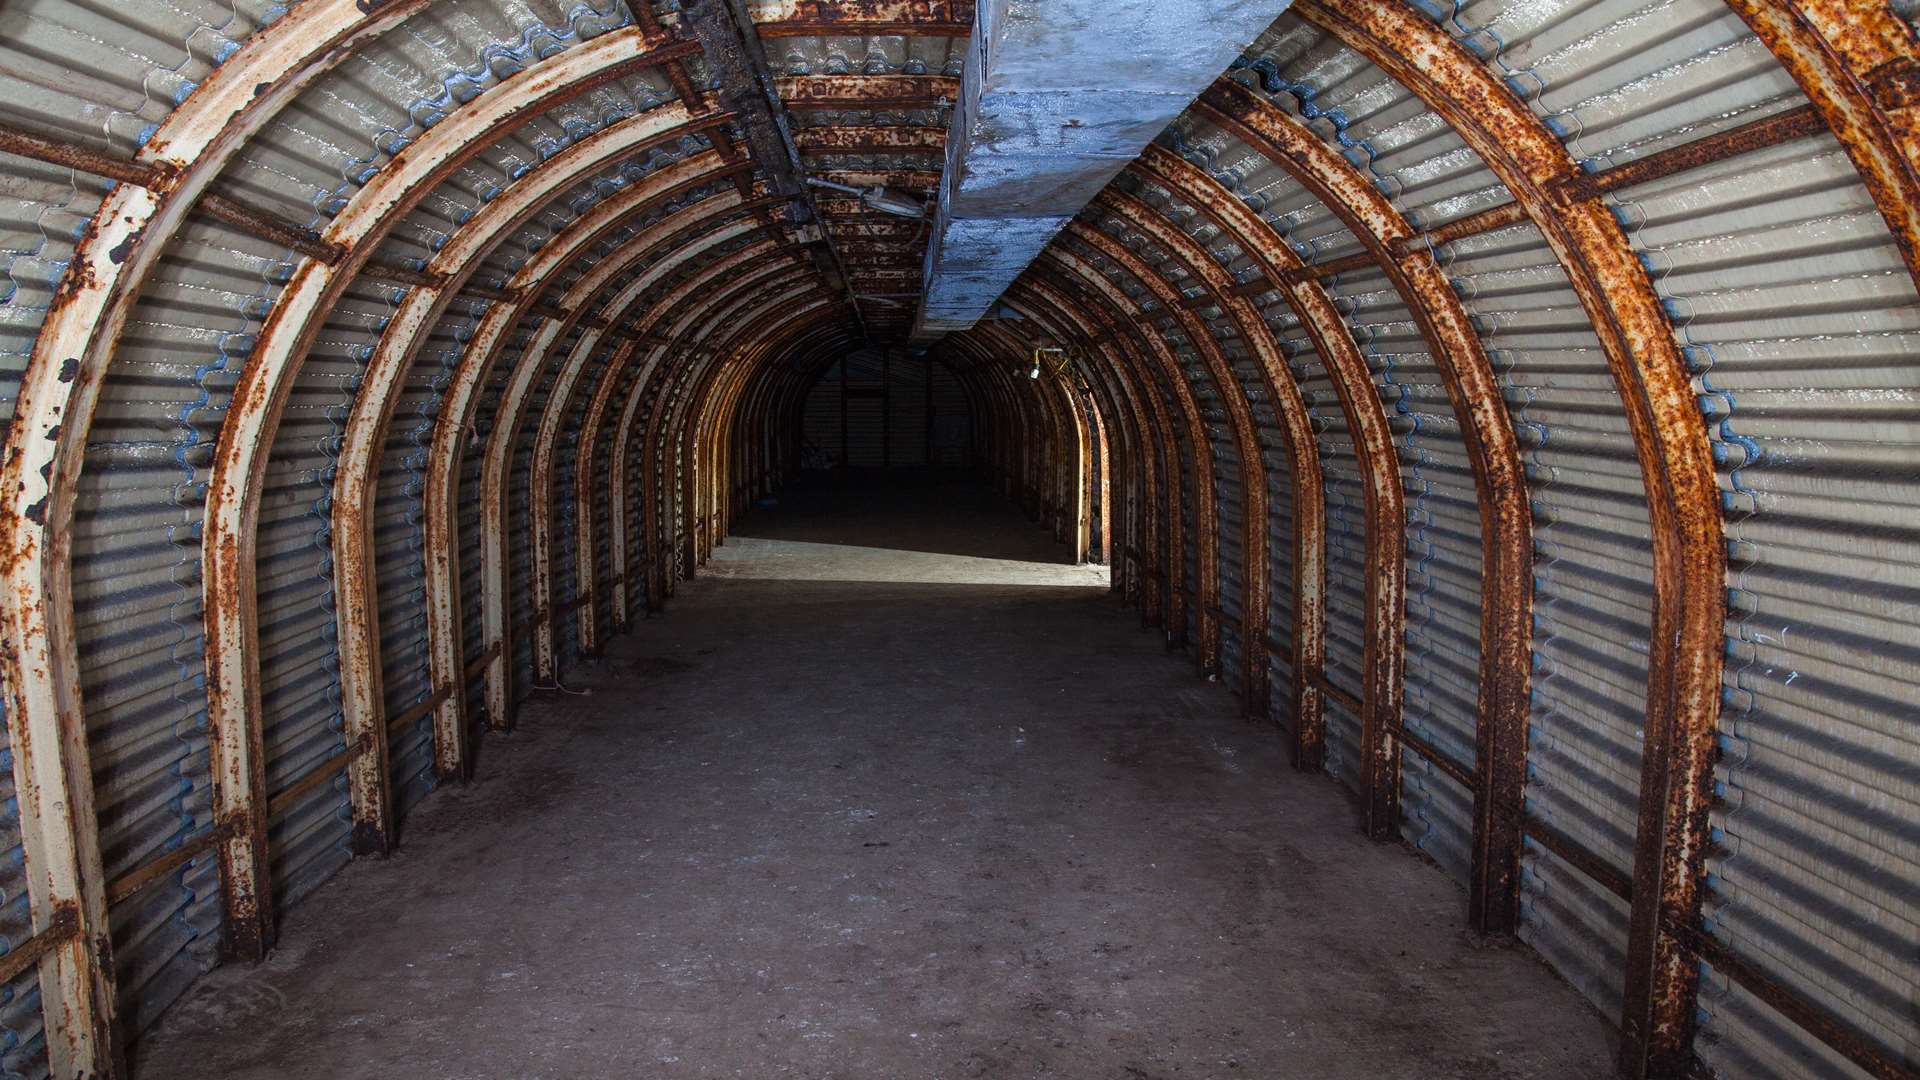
(1013, 319), (1111, 567)
(974, 323), (1078, 542)
(699, 327), (834, 516)
(645, 272), (810, 557)
(1092, 190), (1295, 718)
(1003, 277), (1168, 617)
(1063, 219), (1262, 687)
(974, 358), (1041, 515)
(691, 305), (847, 553)
(622, 286), (838, 589)
(541, 138), (890, 645)
(1041, 244), (1212, 654)
(961, 325), (1073, 541)
(532, 251), (775, 671)
(503, 213), (794, 641)
(577, 242), (805, 652)
(710, 336), (816, 535)
(622, 263), (825, 572)
(1186, 86), (1535, 931)
(1296, 1), (1726, 1072)
(975, 296), (1146, 573)
(740, 335), (847, 495)
(705, 345), (784, 549)
(331, 126), (738, 813)
(1012, 283), (1158, 599)
(737, 336), (842, 494)
(941, 333), (1037, 496)
(477, 191), (779, 724)
(423, 201), (766, 760)
(932, 343), (1018, 496)
(1103, 171), (1400, 817)
(659, 283), (834, 571)
(999, 347), (1052, 522)
(521, 212), (798, 682)
(203, 32), (690, 944)
(934, 353), (999, 476)
(1724, 0), (1920, 292)
(1013, 271), (1184, 627)
(303, 109), (736, 852)
(967, 320), (1103, 561)
(755, 0), (975, 38)
(1095, 183), (1348, 746)
(750, 339), (840, 490)
(1052, 355), (1095, 558)
(0, 1), (434, 1044)
(428, 178), (777, 751)
(1033, 251), (1207, 645)
(711, 322), (849, 530)
(637, 295), (836, 598)
(1029, 259), (1159, 591)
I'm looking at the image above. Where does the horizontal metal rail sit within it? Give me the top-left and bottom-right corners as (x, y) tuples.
(1384, 102), (1830, 259)
(106, 827), (233, 906)
(0, 908), (80, 988)
(0, 119), (501, 300)
(1339, 665), (1911, 1080)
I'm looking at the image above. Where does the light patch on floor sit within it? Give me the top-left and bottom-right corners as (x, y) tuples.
(707, 535), (1110, 587)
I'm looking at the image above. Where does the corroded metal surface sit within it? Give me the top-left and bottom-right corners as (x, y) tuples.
(574, 242), (802, 651)
(1104, 163), (1332, 746)
(1730, 0), (1920, 294)
(1091, 190), (1288, 721)
(1, 1), (1913, 1076)
(477, 190), (768, 717)
(1190, 83), (1533, 928)
(775, 74), (961, 108)
(753, 0), (973, 37)
(1041, 247), (1212, 655)
(1295, 1), (1727, 1072)
(0, 5), (433, 1035)
(1008, 277), (1166, 622)
(203, 31), (689, 867)
(332, 115), (734, 795)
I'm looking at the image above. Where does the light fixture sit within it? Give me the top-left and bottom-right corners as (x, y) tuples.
(805, 177), (927, 219)
(860, 186), (925, 219)
(1030, 346), (1066, 381)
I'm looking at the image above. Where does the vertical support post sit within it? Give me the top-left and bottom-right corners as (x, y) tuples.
(0, 593), (123, 1077)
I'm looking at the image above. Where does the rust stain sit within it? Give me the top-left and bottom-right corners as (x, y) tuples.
(1296, 1), (1725, 1073)
(1193, 80), (1533, 930)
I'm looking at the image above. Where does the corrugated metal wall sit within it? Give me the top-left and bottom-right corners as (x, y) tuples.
(0, 0), (1912, 1077)
(800, 349), (956, 470)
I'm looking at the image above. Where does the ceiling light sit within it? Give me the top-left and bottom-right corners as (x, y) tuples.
(801, 178), (925, 220)
(860, 186), (925, 219)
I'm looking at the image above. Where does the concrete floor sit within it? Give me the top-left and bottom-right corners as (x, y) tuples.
(135, 474), (1613, 1079)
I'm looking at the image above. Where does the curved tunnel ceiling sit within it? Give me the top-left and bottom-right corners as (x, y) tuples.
(0, 0), (1915, 1077)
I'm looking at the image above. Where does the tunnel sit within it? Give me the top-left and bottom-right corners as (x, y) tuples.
(0, 0), (1915, 1076)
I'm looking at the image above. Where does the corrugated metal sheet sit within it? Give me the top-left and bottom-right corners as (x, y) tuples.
(800, 348), (951, 469)
(0, 0), (1910, 1076)
(1238, 8), (1654, 1016)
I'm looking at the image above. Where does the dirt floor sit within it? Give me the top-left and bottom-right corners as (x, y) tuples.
(134, 474), (1613, 1079)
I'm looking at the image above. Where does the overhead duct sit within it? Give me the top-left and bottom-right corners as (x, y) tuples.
(911, 0), (1295, 338)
